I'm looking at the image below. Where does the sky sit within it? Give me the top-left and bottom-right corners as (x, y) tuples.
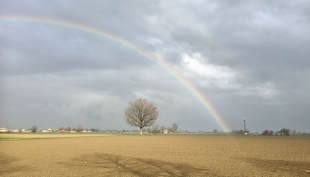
(0, 0), (309, 133)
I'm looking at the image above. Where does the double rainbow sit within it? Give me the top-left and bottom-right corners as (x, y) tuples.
(0, 15), (230, 132)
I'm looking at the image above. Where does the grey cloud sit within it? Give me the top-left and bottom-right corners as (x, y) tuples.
(1, 0), (309, 132)
(80, 101), (105, 120)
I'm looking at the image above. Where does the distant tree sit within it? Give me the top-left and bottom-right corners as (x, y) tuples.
(152, 124), (160, 134)
(274, 131), (279, 136)
(90, 128), (99, 132)
(124, 98), (159, 135)
(59, 127), (64, 131)
(262, 130), (269, 135)
(268, 130), (274, 136)
(231, 130), (239, 134)
(297, 132), (301, 135)
(213, 129), (218, 134)
(168, 127), (174, 133)
(161, 126), (166, 131)
(279, 128), (290, 136)
(18, 126), (23, 134)
(239, 129), (244, 135)
(31, 126), (38, 133)
(292, 130), (296, 135)
(65, 127), (71, 131)
(172, 123), (178, 133)
(5, 126), (12, 133)
(76, 125), (83, 132)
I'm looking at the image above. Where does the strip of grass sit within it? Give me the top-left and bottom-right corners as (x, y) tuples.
(0, 136), (85, 141)
(0, 137), (24, 141)
(0, 134), (120, 141)
(0, 133), (234, 141)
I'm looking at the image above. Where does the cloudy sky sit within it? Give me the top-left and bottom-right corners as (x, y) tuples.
(1, 0), (309, 133)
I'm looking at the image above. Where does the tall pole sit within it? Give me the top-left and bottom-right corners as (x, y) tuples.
(243, 117), (246, 134)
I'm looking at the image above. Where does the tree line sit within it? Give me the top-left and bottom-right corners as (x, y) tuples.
(261, 128), (309, 136)
(261, 128), (291, 136)
(3, 125), (101, 133)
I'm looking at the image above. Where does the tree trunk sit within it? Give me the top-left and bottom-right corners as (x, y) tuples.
(140, 128), (142, 135)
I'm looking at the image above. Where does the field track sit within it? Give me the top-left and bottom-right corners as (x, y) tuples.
(1, 134), (310, 176)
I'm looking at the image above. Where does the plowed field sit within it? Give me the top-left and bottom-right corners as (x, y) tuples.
(1, 134), (309, 176)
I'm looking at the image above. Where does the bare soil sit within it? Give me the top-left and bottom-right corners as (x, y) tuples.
(0, 134), (309, 176)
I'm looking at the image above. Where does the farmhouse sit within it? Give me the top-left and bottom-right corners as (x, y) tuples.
(59, 129), (68, 133)
(163, 129), (168, 134)
(0, 128), (8, 133)
(47, 128), (54, 132)
(43, 128), (55, 133)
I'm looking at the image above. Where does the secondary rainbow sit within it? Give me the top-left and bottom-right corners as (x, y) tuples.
(0, 15), (230, 132)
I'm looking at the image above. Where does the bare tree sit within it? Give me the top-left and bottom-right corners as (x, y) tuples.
(172, 123), (178, 133)
(168, 127), (174, 133)
(6, 126), (12, 133)
(125, 98), (159, 135)
(65, 126), (71, 131)
(18, 126), (23, 133)
(213, 129), (218, 134)
(152, 124), (160, 134)
(76, 125), (83, 132)
(146, 128), (151, 133)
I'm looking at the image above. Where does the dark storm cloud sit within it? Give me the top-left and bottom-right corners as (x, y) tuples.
(1, 0), (309, 132)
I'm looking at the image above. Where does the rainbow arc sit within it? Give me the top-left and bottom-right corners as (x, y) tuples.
(1, 15), (230, 132)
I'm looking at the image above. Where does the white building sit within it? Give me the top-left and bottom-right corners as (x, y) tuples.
(0, 128), (8, 132)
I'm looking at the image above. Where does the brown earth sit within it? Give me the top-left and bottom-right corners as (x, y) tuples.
(0, 134), (309, 176)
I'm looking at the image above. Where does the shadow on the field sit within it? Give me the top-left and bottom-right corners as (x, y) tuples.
(0, 154), (29, 175)
(61, 153), (214, 176)
(243, 157), (310, 176)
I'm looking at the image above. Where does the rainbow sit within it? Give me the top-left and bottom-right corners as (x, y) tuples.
(0, 15), (230, 132)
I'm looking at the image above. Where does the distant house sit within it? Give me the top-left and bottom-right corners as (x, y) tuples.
(163, 129), (168, 134)
(47, 128), (54, 132)
(0, 128), (8, 133)
(59, 129), (67, 133)
(42, 128), (55, 133)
